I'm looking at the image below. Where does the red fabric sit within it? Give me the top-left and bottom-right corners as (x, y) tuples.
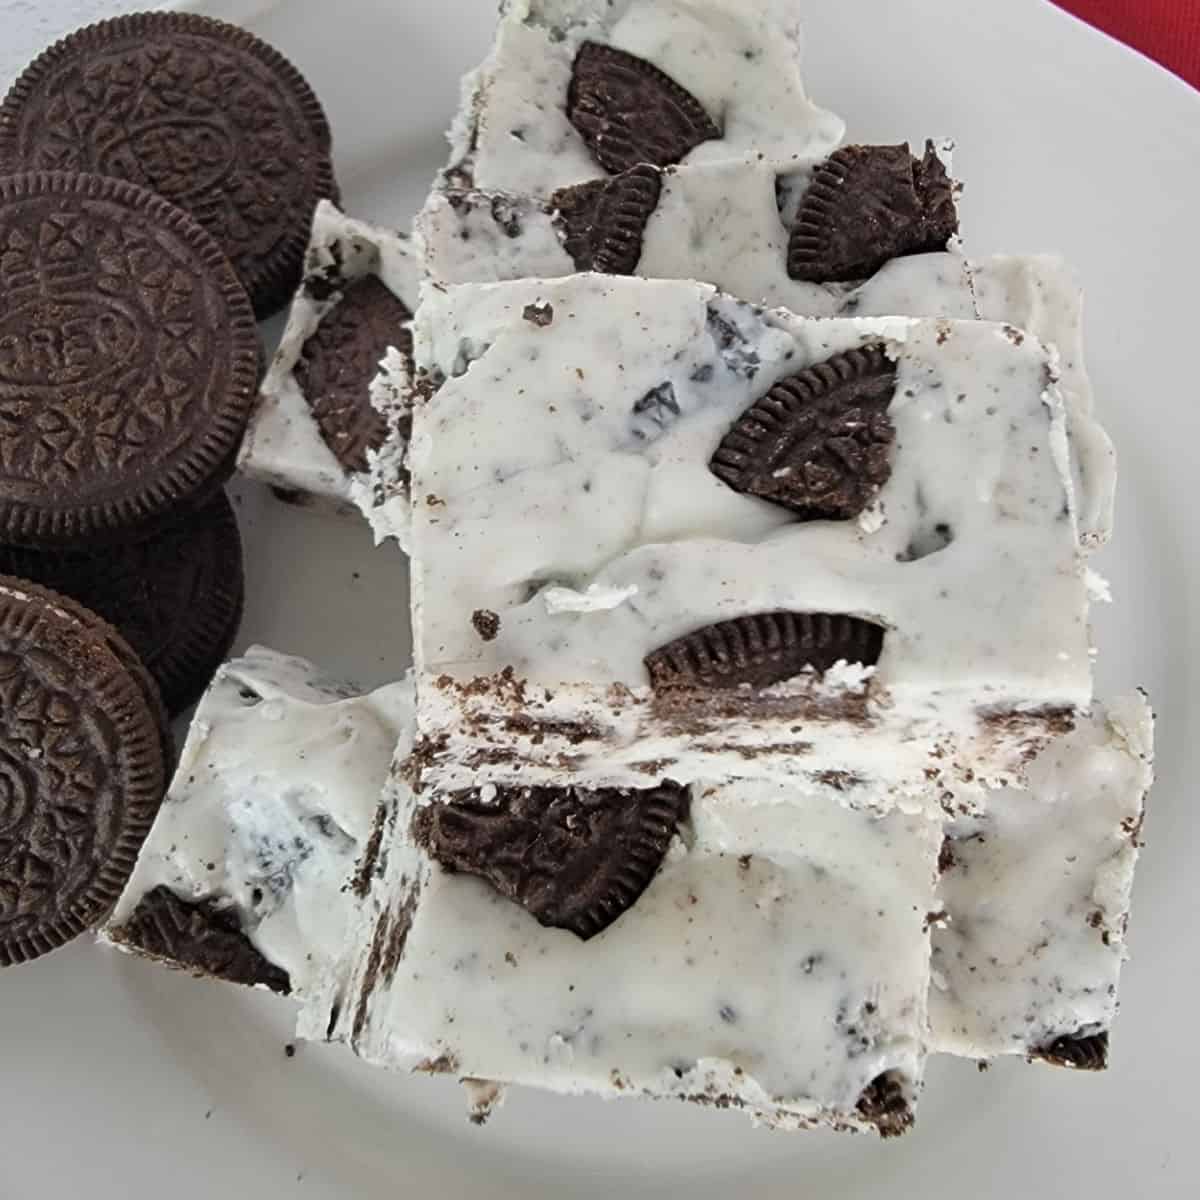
(1053, 0), (1200, 90)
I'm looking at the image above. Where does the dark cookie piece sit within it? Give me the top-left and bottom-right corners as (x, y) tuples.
(788, 142), (959, 283)
(710, 345), (896, 520)
(294, 275), (412, 474)
(567, 42), (720, 175)
(0, 490), (244, 717)
(13, 579), (174, 782)
(645, 611), (885, 694)
(413, 780), (688, 940)
(1032, 1030), (1108, 1071)
(855, 1071), (914, 1138)
(108, 885), (290, 993)
(0, 172), (258, 548)
(0, 578), (168, 967)
(0, 11), (338, 317)
(552, 163), (662, 275)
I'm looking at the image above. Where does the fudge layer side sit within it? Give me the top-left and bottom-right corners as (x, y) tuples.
(930, 692), (1153, 1063)
(103, 647), (411, 999)
(405, 275), (1095, 807)
(306, 763), (940, 1135)
(971, 254), (1114, 546)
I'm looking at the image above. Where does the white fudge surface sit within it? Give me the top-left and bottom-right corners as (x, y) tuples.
(312, 773), (939, 1132)
(240, 201), (420, 512)
(103, 648), (413, 999)
(407, 275), (1095, 804)
(930, 692), (1153, 1059)
(419, 149), (976, 319)
(972, 254), (1115, 547)
(446, 0), (844, 196)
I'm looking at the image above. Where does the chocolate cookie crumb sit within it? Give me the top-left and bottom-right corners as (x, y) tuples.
(472, 609), (501, 641)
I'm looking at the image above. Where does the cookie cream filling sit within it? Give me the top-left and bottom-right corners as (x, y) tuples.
(102, 647), (410, 999)
(405, 275), (1094, 809)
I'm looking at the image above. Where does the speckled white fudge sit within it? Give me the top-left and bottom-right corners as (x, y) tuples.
(306, 766), (941, 1135)
(240, 201), (419, 532)
(103, 648), (411, 1000)
(420, 144), (971, 313)
(971, 254), (1115, 547)
(404, 274), (1096, 809)
(444, 0), (843, 197)
(930, 692), (1153, 1065)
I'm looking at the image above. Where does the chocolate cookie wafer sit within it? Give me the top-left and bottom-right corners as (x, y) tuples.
(0, 578), (168, 967)
(0, 172), (258, 548)
(0, 491), (244, 717)
(0, 11), (338, 317)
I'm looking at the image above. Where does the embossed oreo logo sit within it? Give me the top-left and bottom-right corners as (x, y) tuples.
(98, 119), (237, 201)
(0, 296), (141, 389)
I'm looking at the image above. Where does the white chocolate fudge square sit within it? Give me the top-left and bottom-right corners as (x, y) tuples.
(240, 202), (419, 525)
(103, 648), (411, 1001)
(308, 772), (940, 1135)
(930, 693), (1153, 1064)
(406, 275), (1095, 808)
(419, 144), (970, 318)
(446, 0), (843, 197)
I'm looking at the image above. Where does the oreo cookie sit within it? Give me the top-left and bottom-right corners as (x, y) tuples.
(645, 611), (885, 694)
(413, 780), (689, 940)
(0, 578), (168, 967)
(0, 490), (244, 717)
(855, 1071), (914, 1138)
(788, 142), (959, 283)
(567, 42), (719, 175)
(1033, 1030), (1108, 1071)
(552, 163), (663, 275)
(0, 172), (258, 548)
(293, 275), (412, 474)
(107, 884), (290, 993)
(0, 11), (338, 317)
(710, 345), (896, 520)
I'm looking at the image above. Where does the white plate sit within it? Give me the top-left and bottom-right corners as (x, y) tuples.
(3, 1), (1199, 1196)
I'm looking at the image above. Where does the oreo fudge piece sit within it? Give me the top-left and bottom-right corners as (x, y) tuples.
(930, 693), (1153, 1065)
(305, 764), (940, 1137)
(443, 0), (843, 197)
(239, 202), (419, 538)
(103, 647), (411, 999)
(422, 142), (968, 314)
(402, 275), (1097, 809)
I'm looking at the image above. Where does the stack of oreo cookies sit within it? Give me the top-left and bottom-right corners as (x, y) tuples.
(0, 13), (339, 967)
